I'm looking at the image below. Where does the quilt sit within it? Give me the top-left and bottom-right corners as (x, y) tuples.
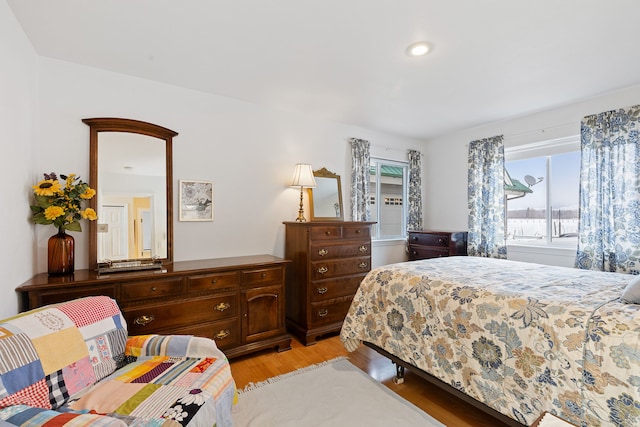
(0, 297), (235, 427)
(340, 257), (640, 427)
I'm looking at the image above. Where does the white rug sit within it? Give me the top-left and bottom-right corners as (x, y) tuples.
(231, 357), (445, 427)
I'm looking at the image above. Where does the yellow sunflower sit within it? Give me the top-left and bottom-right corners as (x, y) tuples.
(33, 179), (63, 197)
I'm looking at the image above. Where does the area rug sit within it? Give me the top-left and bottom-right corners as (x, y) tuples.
(231, 357), (445, 426)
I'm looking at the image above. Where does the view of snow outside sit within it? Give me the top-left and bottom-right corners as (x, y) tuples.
(506, 151), (580, 246)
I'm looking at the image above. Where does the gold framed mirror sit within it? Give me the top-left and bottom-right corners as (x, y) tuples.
(309, 167), (343, 221)
(84, 118), (177, 270)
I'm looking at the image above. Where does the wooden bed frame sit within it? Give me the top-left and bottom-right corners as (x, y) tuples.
(363, 341), (526, 427)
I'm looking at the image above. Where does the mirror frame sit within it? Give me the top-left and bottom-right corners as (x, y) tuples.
(84, 117), (177, 270)
(308, 167), (344, 221)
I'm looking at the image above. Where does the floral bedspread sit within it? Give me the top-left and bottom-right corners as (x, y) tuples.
(340, 257), (640, 427)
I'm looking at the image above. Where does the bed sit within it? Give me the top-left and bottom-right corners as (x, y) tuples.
(340, 257), (640, 427)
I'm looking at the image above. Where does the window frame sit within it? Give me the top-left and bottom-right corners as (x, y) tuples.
(369, 157), (409, 241)
(504, 135), (580, 249)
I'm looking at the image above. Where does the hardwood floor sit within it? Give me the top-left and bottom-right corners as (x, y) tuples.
(229, 334), (512, 427)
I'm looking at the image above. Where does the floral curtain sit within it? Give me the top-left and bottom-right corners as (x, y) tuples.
(407, 149), (422, 231)
(467, 135), (507, 258)
(349, 138), (371, 222)
(575, 105), (640, 274)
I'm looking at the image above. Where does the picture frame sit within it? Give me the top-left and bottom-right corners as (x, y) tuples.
(179, 180), (213, 221)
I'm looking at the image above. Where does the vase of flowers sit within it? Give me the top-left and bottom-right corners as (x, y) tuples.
(30, 172), (97, 275)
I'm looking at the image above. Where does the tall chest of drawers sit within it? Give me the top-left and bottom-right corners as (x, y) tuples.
(284, 221), (375, 345)
(407, 230), (468, 260)
(15, 255), (291, 359)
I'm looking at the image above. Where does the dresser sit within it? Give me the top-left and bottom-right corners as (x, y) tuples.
(407, 230), (468, 260)
(284, 221), (375, 345)
(15, 255), (291, 359)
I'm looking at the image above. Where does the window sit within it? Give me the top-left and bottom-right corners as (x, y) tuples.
(369, 158), (408, 239)
(505, 137), (580, 247)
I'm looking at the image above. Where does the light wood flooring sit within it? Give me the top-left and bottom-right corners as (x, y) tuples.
(229, 334), (512, 427)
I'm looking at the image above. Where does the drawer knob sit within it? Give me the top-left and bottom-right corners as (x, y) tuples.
(438, 238), (444, 243)
(211, 279), (217, 284)
(151, 287), (157, 292)
(358, 262), (368, 269)
(318, 309), (329, 317)
(412, 251), (418, 255)
(317, 286), (328, 294)
(318, 248), (328, 256)
(317, 266), (328, 274)
(358, 245), (368, 253)
(215, 330), (230, 340)
(355, 229), (361, 234)
(134, 315), (154, 326)
(214, 302), (231, 312)
(325, 231), (332, 236)
(261, 273), (266, 278)
(412, 236), (418, 241)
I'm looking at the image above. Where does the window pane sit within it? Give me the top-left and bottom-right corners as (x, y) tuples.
(370, 165), (379, 238)
(506, 157), (547, 242)
(370, 160), (407, 239)
(550, 151), (580, 244)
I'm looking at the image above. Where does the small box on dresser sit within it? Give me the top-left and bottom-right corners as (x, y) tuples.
(284, 221), (375, 345)
(408, 230), (468, 260)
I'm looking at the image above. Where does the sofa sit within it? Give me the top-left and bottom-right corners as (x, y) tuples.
(0, 296), (236, 427)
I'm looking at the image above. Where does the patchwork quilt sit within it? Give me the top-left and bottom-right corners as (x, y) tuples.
(0, 296), (235, 427)
(340, 257), (640, 427)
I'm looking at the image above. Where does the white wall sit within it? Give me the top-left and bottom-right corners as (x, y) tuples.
(0, 1), (38, 318)
(32, 58), (423, 276)
(423, 85), (640, 266)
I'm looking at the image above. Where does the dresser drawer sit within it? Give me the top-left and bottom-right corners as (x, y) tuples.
(408, 246), (449, 260)
(310, 275), (365, 303)
(310, 298), (354, 326)
(311, 256), (370, 280)
(343, 225), (371, 240)
(409, 232), (449, 247)
(120, 277), (183, 301)
(187, 271), (238, 291)
(310, 241), (370, 261)
(123, 294), (238, 334)
(170, 319), (240, 350)
(309, 226), (343, 240)
(242, 266), (284, 287)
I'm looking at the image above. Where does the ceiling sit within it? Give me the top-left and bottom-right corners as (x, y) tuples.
(8, 0), (640, 140)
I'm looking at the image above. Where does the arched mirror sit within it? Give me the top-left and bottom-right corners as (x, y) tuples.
(308, 167), (343, 221)
(84, 118), (177, 270)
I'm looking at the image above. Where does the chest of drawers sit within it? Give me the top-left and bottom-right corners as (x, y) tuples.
(407, 230), (468, 260)
(15, 255), (291, 359)
(284, 221), (375, 345)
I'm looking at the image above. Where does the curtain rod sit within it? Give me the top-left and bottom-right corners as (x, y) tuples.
(503, 121), (580, 139)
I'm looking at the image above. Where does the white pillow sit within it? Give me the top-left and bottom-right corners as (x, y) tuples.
(621, 275), (640, 304)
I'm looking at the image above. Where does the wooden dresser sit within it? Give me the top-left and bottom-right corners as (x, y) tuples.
(284, 221), (375, 345)
(407, 230), (468, 260)
(15, 255), (291, 359)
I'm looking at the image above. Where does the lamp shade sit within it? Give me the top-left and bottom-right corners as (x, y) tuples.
(291, 163), (317, 188)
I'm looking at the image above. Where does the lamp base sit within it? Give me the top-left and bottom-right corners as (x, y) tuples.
(295, 186), (307, 222)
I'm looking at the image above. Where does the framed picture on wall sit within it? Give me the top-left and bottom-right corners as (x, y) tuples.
(179, 180), (213, 221)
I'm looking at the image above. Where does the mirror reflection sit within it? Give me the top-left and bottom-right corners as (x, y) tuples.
(309, 167), (343, 221)
(85, 117), (176, 270)
(97, 133), (167, 261)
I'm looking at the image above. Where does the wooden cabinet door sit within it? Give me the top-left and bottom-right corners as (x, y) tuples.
(242, 284), (284, 343)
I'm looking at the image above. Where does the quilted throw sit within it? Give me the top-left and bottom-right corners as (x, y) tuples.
(0, 297), (235, 427)
(340, 257), (640, 427)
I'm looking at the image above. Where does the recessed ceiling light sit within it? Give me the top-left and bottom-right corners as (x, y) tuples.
(406, 41), (431, 57)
